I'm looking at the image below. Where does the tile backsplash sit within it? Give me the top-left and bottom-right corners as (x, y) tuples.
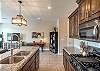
(74, 39), (100, 49)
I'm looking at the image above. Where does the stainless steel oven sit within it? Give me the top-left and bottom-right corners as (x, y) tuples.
(79, 20), (100, 41)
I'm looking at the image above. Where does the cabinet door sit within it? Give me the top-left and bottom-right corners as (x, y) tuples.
(63, 50), (67, 70)
(85, 0), (91, 18)
(21, 55), (36, 71)
(91, 0), (96, 14)
(91, 0), (100, 14)
(30, 60), (36, 71)
(69, 8), (79, 38)
(35, 55), (39, 70)
(74, 11), (79, 38)
(69, 18), (72, 38)
(80, 1), (86, 21)
(63, 50), (75, 71)
(96, 0), (100, 13)
(69, 17), (74, 38)
(21, 61), (31, 71)
(68, 63), (75, 71)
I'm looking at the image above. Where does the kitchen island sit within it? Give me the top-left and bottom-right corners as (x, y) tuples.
(63, 47), (100, 71)
(0, 46), (39, 71)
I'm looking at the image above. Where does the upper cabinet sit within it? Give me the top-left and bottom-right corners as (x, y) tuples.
(91, 0), (100, 14)
(78, 0), (91, 24)
(68, 8), (79, 38)
(79, 0), (85, 22)
(69, 0), (100, 38)
(77, 0), (100, 24)
(90, 0), (100, 19)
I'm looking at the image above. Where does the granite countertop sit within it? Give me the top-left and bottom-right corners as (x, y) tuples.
(64, 47), (81, 55)
(0, 46), (39, 71)
(64, 47), (100, 71)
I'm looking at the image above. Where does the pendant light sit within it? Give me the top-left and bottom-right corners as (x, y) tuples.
(12, 1), (27, 26)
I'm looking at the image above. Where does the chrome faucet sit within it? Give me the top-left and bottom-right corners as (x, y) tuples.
(10, 33), (20, 63)
(10, 33), (20, 57)
(10, 48), (13, 64)
(11, 48), (13, 57)
(10, 33), (20, 49)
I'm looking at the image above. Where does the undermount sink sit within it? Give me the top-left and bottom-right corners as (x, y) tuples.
(0, 49), (10, 54)
(0, 56), (24, 64)
(14, 51), (30, 56)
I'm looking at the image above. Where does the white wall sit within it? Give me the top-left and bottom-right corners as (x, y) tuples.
(0, 0), (1, 23)
(58, 0), (78, 53)
(21, 22), (56, 43)
(0, 21), (56, 48)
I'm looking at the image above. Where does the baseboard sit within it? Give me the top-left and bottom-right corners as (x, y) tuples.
(58, 52), (63, 55)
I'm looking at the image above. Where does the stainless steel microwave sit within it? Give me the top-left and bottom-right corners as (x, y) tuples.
(79, 20), (100, 41)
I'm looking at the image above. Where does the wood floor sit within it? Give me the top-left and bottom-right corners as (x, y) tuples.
(38, 50), (65, 71)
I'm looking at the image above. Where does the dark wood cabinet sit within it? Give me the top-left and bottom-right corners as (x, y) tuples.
(69, 16), (74, 38)
(91, 0), (100, 15)
(91, 0), (96, 14)
(69, 8), (79, 38)
(74, 10), (79, 38)
(63, 49), (75, 71)
(69, 0), (100, 38)
(85, 0), (91, 17)
(18, 49), (39, 71)
(77, 0), (100, 24)
(79, 0), (91, 24)
(90, 0), (100, 20)
(79, 0), (85, 22)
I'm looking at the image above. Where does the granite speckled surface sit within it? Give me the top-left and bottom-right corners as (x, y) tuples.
(64, 47), (81, 55)
(0, 46), (39, 71)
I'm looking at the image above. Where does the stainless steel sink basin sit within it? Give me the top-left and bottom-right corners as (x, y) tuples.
(14, 51), (30, 56)
(0, 56), (24, 64)
(0, 49), (10, 54)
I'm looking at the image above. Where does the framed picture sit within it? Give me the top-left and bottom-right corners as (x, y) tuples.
(32, 32), (44, 38)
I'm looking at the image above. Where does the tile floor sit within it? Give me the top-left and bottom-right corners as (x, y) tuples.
(38, 50), (65, 71)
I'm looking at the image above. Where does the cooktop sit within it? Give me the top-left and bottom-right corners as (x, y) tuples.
(71, 54), (100, 71)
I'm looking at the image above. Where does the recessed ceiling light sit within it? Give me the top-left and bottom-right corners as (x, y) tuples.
(37, 18), (40, 20)
(48, 6), (52, 9)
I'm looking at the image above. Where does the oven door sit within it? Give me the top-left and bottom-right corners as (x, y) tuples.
(79, 25), (99, 40)
(80, 26), (94, 39)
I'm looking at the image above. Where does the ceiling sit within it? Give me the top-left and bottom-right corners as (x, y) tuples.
(1, 0), (77, 24)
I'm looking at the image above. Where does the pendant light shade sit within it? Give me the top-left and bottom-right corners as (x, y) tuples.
(12, 1), (27, 26)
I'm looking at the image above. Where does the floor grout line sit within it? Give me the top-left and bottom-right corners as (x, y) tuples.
(38, 50), (65, 71)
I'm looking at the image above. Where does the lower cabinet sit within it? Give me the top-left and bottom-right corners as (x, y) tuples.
(18, 49), (39, 71)
(68, 62), (75, 71)
(63, 49), (75, 71)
